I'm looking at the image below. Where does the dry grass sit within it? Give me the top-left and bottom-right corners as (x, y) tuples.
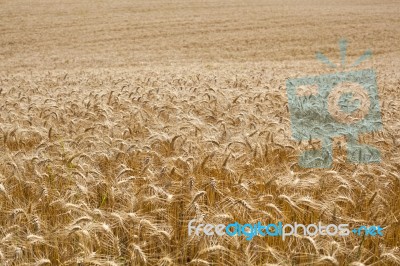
(0, 0), (399, 265)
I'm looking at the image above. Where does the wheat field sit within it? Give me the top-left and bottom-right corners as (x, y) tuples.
(0, 0), (399, 265)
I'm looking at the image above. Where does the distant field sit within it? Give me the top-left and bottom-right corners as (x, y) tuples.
(0, 0), (399, 265)
(1, 0), (400, 70)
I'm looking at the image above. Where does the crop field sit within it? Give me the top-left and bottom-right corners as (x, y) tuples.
(0, 0), (399, 265)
